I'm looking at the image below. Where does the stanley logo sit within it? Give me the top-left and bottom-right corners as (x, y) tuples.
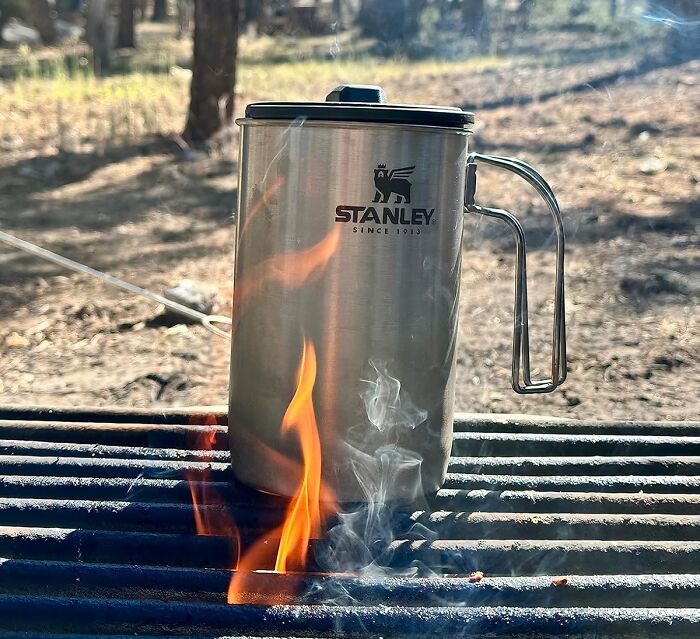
(335, 164), (435, 234)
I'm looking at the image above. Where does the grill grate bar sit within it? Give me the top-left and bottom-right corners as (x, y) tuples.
(2, 559), (700, 608)
(0, 455), (232, 480)
(452, 432), (700, 457)
(3, 477), (699, 514)
(449, 455), (700, 476)
(2, 499), (700, 541)
(0, 421), (228, 449)
(432, 489), (700, 514)
(444, 473), (700, 493)
(3, 456), (699, 492)
(2, 413), (697, 449)
(0, 499), (277, 534)
(0, 595), (698, 638)
(0, 440), (229, 462)
(455, 415), (700, 437)
(5, 438), (700, 475)
(0, 634), (324, 639)
(3, 526), (699, 574)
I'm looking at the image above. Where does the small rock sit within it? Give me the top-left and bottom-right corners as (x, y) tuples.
(0, 134), (24, 152)
(551, 577), (569, 587)
(468, 571), (484, 583)
(1, 19), (40, 46)
(620, 270), (690, 298)
(164, 324), (189, 336)
(639, 157), (668, 175)
(5, 332), (29, 348)
(564, 392), (582, 407)
(170, 65), (193, 80)
(581, 132), (596, 147)
(628, 122), (663, 138)
(652, 354), (687, 371)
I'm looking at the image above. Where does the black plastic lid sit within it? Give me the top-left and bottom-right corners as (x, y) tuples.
(244, 84), (474, 129)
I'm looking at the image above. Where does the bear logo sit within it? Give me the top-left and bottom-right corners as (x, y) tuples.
(373, 164), (415, 204)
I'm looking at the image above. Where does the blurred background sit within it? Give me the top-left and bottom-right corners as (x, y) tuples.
(0, 0), (697, 420)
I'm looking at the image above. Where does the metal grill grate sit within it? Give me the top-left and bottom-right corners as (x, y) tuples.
(0, 406), (699, 638)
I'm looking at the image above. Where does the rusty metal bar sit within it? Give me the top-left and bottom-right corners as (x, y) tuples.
(4, 456), (699, 492)
(0, 499), (278, 534)
(432, 489), (700, 515)
(0, 526), (234, 568)
(0, 440), (229, 462)
(2, 559), (699, 608)
(1, 499), (699, 541)
(448, 456), (700, 476)
(444, 473), (700, 493)
(3, 405), (698, 432)
(0, 406), (227, 425)
(452, 432), (700, 457)
(3, 477), (698, 515)
(0, 635), (210, 639)
(0, 595), (698, 637)
(0, 455), (231, 480)
(0, 476), (224, 503)
(455, 414), (700, 437)
(386, 539), (700, 575)
(0, 421), (228, 449)
(407, 511), (700, 541)
(1, 409), (697, 442)
(3, 527), (700, 574)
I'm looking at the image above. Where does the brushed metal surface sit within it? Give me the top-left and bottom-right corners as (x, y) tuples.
(229, 119), (470, 501)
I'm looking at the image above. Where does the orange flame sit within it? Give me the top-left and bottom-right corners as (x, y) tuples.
(188, 226), (341, 604)
(275, 338), (324, 572)
(186, 419), (241, 565)
(227, 338), (334, 604)
(232, 227), (340, 326)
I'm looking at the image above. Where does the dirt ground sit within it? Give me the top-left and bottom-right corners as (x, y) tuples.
(0, 23), (697, 421)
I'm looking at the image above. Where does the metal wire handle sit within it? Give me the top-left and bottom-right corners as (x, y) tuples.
(464, 152), (567, 394)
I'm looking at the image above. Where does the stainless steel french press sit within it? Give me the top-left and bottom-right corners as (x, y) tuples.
(228, 84), (566, 501)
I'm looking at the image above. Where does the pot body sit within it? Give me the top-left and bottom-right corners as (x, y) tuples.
(229, 119), (469, 501)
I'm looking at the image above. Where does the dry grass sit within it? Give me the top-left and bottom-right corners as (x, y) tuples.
(1, 37), (505, 154)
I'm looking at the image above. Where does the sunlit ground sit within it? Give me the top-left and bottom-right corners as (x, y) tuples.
(0, 11), (697, 420)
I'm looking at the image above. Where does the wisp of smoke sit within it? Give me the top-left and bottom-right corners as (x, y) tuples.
(309, 362), (437, 609)
(640, 2), (700, 30)
(359, 360), (428, 433)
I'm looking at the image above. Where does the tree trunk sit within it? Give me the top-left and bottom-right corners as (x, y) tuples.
(117, 0), (137, 48)
(136, 0), (149, 21)
(183, 0), (240, 145)
(151, 0), (168, 21)
(357, 0), (427, 49)
(462, 0), (488, 40)
(86, 0), (116, 74)
(242, 0), (262, 32)
(176, 0), (193, 38)
(28, 0), (56, 44)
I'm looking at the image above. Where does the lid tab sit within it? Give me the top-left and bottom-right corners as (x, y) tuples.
(325, 85), (386, 104)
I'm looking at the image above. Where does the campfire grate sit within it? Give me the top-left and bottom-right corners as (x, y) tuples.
(0, 405), (699, 638)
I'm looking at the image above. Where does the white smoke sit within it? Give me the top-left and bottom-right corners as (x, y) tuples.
(309, 361), (438, 607)
(359, 360), (427, 433)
